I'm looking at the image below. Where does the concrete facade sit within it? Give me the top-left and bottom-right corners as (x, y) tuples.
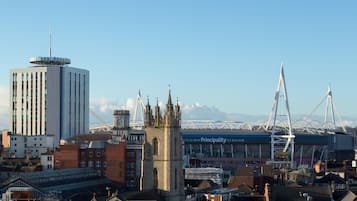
(140, 91), (184, 201)
(9, 57), (89, 145)
(40, 151), (54, 171)
(8, 134), (54, 158)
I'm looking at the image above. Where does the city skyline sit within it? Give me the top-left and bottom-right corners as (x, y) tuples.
(1, 1), (357, 130)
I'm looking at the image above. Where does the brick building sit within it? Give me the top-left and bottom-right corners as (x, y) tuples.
(53, 134), (126, 185)
(106, 144), (126, 184)
(54, 144), (80, 169)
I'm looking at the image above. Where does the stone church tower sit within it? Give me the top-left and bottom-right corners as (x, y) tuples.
(140, 90), (184, 201)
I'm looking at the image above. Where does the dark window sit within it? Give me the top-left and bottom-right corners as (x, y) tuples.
(153, 168), (158, 189)
(175, 168), (178, 190)
(96, 161), (101, 168)
(80, 161), (86, 168)
(153, 138), (158, 155)
(127, 151), (135, 158)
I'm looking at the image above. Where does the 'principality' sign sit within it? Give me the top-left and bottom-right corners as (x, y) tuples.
(200, 137), (227, 144)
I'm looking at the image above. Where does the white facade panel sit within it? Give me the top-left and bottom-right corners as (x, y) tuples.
(40, 154), (54, 170)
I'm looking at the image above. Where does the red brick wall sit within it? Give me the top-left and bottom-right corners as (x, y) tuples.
(54, 144), (80, 169)
(12, 191), (33, 200)
(125, 149), (137, 187)
(54, 142), (127, 186)
(106, 142), (126, 185)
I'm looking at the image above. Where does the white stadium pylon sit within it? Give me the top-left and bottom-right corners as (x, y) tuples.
(266, 64), (295, 168)
(132, 89), (146, 130)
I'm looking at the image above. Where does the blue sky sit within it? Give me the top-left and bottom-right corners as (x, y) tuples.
(0, 1), (356, 118)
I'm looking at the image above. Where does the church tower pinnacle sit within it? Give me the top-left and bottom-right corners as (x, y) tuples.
(144, 98), (153, 127)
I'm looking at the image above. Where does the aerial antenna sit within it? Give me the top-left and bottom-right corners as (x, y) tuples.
(49, 26), (52, 57)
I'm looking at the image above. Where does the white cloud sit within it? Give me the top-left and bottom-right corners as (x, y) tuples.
(90, 97), (137, 125)
(90, 97), (123, 113)
(125, 98), (135, 111)
(88, 98), (357, 129)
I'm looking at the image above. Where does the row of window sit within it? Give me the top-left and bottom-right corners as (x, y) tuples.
(11, 137), (44, 141)
(80, 160), (107, 168)
(81, 151), (103, 158)
(13, 143), (43, 147)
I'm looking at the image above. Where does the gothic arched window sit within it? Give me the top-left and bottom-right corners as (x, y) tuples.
(153, 138), (158, 155)
(153, 168), (158, 189)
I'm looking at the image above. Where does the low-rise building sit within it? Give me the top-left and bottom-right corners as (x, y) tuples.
(40, 150), (54, 171)
(54, 134), (126, 186)
(0, 168), (115, 201)
(7, 134), (54, 158)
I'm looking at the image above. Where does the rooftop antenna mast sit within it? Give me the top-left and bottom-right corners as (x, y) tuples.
(49, 27), (52, 57)
(266, 64), (295, 168)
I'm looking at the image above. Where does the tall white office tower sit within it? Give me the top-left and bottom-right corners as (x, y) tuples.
(9, 56), (89, 145)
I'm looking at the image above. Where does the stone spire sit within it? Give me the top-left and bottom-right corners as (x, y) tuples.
(144, 98), (152, 127)
(175, 97), (181, 122)
(154, 97), (161, 127)
(165, 89), (179, 127)
(166, 88), (173, 112)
